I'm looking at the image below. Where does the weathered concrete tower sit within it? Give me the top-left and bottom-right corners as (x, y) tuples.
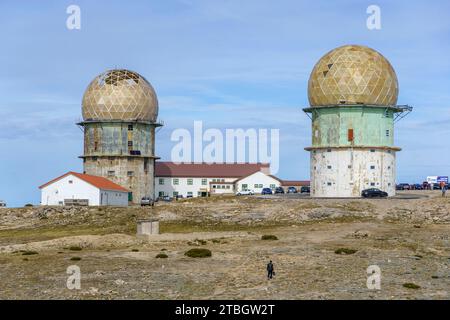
(304, 45), (411, 197)
(79, 69), (161, 203)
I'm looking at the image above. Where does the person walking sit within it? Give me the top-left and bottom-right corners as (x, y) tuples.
(267, 260), (274, 280)
(442, 185), (447, 197)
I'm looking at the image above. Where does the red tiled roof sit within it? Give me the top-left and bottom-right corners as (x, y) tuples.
(281, 180), (310, 186)
(39, 172), (129, 192)
(155, 162), (270, 178)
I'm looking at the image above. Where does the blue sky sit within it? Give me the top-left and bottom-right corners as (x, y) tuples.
(0, 0), (449, 207)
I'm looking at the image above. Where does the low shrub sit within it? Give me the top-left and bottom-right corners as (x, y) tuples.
(184, 248), (212, 258)
(131, 249), (139, 252)
(156, 253), (168, 259)
(70, 257), (82, 261)
(261, 235), (278, 241)
(22, 251), (38, 256)
(335, 248), (357, 255)
(68, 246), (82, 251)
(403, 283), (420, 289)
(24, 204), (33, 207)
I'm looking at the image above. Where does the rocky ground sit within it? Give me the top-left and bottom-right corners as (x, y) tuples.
(0, 191), (448, 299)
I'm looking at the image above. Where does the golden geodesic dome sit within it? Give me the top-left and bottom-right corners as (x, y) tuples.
(308, 45), (398, 106)
(82, 69), (158, 121)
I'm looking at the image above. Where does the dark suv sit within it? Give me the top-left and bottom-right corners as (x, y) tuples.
(396, 183), (411, 190)
(275, 187), (285, 194)
(287, 186), (297, 193)
(300, 186), (310, 193)
(361, 188), (388, 198)
(261, 188), (273, 195)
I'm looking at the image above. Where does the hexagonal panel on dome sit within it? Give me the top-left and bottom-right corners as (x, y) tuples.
(82, 69), (159, 121)
(308, 45), (399, 106)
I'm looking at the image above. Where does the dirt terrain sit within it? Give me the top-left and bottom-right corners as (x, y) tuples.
(0, 191), (448, 300)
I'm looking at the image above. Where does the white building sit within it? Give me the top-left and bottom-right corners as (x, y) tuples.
(39, 172), (129, 206)
(154, 162), (308, 198)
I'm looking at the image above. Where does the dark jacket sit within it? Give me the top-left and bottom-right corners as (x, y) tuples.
(267, 263), (274, 272)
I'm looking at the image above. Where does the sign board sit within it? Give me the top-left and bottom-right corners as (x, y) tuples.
(427, 176), (448, 184)
(437, 176), (448, 183)
(427, 176), (437, 184)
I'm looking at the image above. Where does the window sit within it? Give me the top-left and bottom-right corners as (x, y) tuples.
(187, 192), (193, 196)
(242, 184), (248, 189)
(370, 149), (376, 153)
(202, 179), (207, 185)
(327, 149), (332, 152)
(222, 185), (226, 189)
(270, 184), (276, 189)
(314, 166), (317, 170)
(128, 141), (133, 147)
(370, 182), (376, 186)
(327, 182), (332, 186)
(347, 128), (354, 142)
(68, 180), (73, 184)
(348, 165), (352, 169)
(254, 184), (259, 188)
(370, 165), (375, 170)
(388, 166), (391, 170)
(94, 141), (98, 151)
(386, 129), (390, 137)
(221, 179), (225, 182)
(127, 171), (134, 177)
(158, 191), (165, 197)
(388, 183), (391, 186)
(187, 179), (193, 185)
(107, 171), (115, 177)
(173, 191), (178, 197)
(327, 165), (332, 169)
(128, 125), (133, 131)
(173, 178), (179, 185)
(92, 156), (98, 161)
(159, 178), (165, 185)
(226, 185), (230, 189)
(384, 109), (391, 118)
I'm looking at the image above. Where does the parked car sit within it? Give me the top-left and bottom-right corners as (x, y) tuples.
(159, 195), (173, 202)
(236, 189), (254, 196)
(261, 188), (273, 195)
(274, 187), (285, 194)
(396, 183), (411, 190)
(300, 186), (311, 193)
(287, 187), (298, 194)
(361, 188), (388, 198)
(412, 184), (423, 190)
(0, 200), (6, 207)
(140, 197), (154, 207)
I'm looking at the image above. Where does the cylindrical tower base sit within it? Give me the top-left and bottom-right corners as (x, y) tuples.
(309, 148), (396, 197)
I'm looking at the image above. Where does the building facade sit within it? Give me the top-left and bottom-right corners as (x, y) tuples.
(39, 172), (129, 206)
(154, 162), (300, 198)
(79, 69), (161, 204)
(305, 45), (411, 197)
